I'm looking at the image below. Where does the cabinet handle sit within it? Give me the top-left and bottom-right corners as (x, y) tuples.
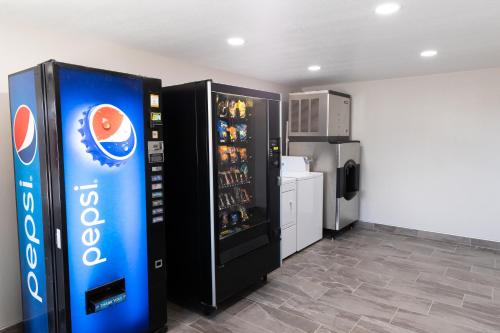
(289, 201), (293, 210)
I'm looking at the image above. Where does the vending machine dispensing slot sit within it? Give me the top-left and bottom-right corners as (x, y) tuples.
(85, 278), (126, 314)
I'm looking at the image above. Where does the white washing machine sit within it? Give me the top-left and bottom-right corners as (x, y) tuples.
(282, 156), (324, 254)
(280, 177), (297, 259)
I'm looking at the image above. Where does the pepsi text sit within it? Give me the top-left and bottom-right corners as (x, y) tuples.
(19, 178), (43, 303)
(74, 182), (107, 267)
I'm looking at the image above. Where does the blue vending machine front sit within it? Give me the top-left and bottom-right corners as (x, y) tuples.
(8, 61), (167, 333)
(58, 67), (150, 333)
(9, 69), (50, 333)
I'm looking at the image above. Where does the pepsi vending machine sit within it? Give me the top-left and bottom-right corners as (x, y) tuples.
(8, 61), (167, 333)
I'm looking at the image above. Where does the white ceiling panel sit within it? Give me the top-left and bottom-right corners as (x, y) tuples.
(2, 0), (500, 86)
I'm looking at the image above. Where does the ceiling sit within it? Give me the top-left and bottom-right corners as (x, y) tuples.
(2, 0), (500, 87)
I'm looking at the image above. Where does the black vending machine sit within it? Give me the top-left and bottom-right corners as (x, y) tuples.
(163, 81), (281, 312)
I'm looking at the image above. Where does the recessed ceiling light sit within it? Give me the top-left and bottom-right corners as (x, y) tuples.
(227, 37), (245, 46)
(375, 2), (401, 15)
(420, 50), (438, 57)
(308, 65), (321, 72)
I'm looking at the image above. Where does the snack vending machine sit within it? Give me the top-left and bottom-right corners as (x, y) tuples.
(8, 61), (167, 333)
(163, 81), (281, 313)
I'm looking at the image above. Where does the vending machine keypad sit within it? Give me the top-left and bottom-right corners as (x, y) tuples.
(152, 191), (163, 199)
(146, 90), (165, 227)
(152, 216), (164, 224)
(151, 175), (163, 182)
(152, 183), (163, 190)
(152, 208), (164, 215)
(269, 139), (281, 168)
(152, 200), (163, 207)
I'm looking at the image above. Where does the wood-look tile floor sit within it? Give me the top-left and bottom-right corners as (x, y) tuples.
(5, 228), (500, 333)
(168, 228), (500, 333)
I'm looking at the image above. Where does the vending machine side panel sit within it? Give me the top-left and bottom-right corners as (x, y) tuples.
(8, 68), (52, 333)
(162, 80), (215, 309)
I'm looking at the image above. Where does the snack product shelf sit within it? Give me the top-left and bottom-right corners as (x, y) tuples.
(214, 92), (266, 240)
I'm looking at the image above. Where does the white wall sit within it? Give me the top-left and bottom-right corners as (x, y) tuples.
(306, 68), (500, 243)
(0, 23), (293, 94)
(0, 23), (293, 330)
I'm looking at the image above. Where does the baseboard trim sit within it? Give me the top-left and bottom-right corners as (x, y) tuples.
(0, 323), (22, 333)
(354, 221), (500, 251)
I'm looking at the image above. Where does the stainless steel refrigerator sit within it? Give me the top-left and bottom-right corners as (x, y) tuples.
(288, 91), (360, 231)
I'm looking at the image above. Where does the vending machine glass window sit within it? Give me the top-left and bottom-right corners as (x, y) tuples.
(214, 93), (268, 240)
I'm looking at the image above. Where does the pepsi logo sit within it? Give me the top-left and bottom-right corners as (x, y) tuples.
(13, 105), (37, 166)
(79, 104), (137, 167)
